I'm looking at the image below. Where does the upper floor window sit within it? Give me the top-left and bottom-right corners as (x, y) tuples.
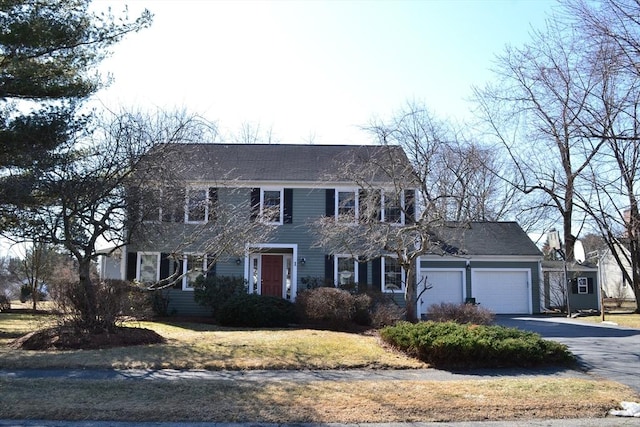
(183, 254), (207, 290)
(186, 187), (213, 223)
(140, 187), (162, 222)
(336, 189), (358, 222)
(335, 255), (358, 287)
(382, 190), (403, 224)
(382, 256), (403, 292)
(262, 188), (283, 224)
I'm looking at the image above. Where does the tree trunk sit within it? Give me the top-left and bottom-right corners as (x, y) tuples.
(404, 260), (418, 322)
(31, 280), (38, 312)
(78, 258), (99, 331)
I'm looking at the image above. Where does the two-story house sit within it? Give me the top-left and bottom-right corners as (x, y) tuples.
(109, 143), (543, 316)
(120, 143), (419, 316)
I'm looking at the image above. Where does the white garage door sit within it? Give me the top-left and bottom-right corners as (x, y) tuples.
(419, 269), (464, 314)
(472, 270), (530, 314)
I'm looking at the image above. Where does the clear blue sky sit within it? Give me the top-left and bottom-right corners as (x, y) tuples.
(96, 0), (560, 144)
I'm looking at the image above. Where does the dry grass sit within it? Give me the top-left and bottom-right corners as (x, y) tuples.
(0, 314), (425, 370)
(579, 313), (640, 329)
(0, 377), (635, 423)
(2, 311), (639, 423)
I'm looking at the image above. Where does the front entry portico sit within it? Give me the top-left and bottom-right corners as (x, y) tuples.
(246, 244), (298, 301)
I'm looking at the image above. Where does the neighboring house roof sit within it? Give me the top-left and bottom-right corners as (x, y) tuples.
(146, 143), (415, 184)
(542, 260), (598, 271)
(429, 222), (542, 257)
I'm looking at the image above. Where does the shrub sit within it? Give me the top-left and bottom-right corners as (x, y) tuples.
(193, 275), (246, 315)
(380, 321), (575, 369)
(370, 298), (404, 327)
(53, 280), (153, 331)
(427, 302), (495, 325)
(296, 288), (404, 329)
(296, 287), (356, 328)
(0, 294), (10, 311)
(216, 293), (297, 327)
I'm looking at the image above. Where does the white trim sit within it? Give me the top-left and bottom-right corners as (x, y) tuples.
(577, 276), (589, 294)
(244, 243), (299, 300)
(334, 255), (358, 287)
(136, 252), (161, 283)
(381, 189), (404, 225)
(335, 188), (359, 222)
(381, 256), (405, 293)
(182, 253), (207, 291)
(260, 187), (284, 225)
(185, 186), (210, 224)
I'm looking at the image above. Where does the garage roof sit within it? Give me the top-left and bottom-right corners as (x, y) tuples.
(432, 222), (542, 257)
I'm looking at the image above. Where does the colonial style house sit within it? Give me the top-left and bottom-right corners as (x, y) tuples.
(109, 143), (544, 316)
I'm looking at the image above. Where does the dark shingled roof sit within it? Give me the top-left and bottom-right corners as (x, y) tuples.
(148, 143), (414, 183)
(432, 222), (542, 257)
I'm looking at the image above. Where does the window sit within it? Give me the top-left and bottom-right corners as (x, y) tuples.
(261, 188), (283, 224)
(185, 187), (218, 224)
(141, 187), (162, 222)
(335, 255), (358, 287)
(382, 190), (403, 224)
(186, 188), (208, 223)
(382, 257), (403, 292)
(183, 254), (207, 290)
(577, 277), (588, 294)
(137, 252), (160, 283)
(336, 189), (357, 221)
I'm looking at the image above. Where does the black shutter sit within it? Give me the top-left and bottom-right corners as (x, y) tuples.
(571, 278), (578, 294)
(358, 258), (368, 292)
(160, 253), (170, 279)
(588, 277), (594, 294)
(405, 189), (415, 223)
(372, 257), (382, 291)
(208, 187), (218, 222)
(359, 189), (367, 222)
(206, 255), (216, 279)
(126, 187), (140, 224)
(326, 189), (335, 217)
(126, 252), (137, 281)
(173, 257), (183, 289)
(325, 255), (334, 286)
(250, 188), (260, 221)
(284, 188), (293, 224)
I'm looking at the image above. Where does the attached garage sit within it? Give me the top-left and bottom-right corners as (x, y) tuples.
(419, 269), (465, 314)
(471, 269), (531, 314)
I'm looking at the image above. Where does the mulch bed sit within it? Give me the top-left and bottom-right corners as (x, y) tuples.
(11, 326), (165, 350)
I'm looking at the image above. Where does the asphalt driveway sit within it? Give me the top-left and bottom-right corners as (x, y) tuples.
(495, 315), (640, 393)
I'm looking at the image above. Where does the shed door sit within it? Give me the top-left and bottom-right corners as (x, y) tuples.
(472, 270), (530, 314)
(419, 269), (464, 314)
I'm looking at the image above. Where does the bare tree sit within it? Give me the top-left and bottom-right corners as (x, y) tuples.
(473, 17), (609, 261)
(2, 107), (215, 331)
(563, 0), (640, 309)
(312, 104), (509, 322)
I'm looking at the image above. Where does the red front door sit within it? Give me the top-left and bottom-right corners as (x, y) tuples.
(261, 255), (283, 297)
